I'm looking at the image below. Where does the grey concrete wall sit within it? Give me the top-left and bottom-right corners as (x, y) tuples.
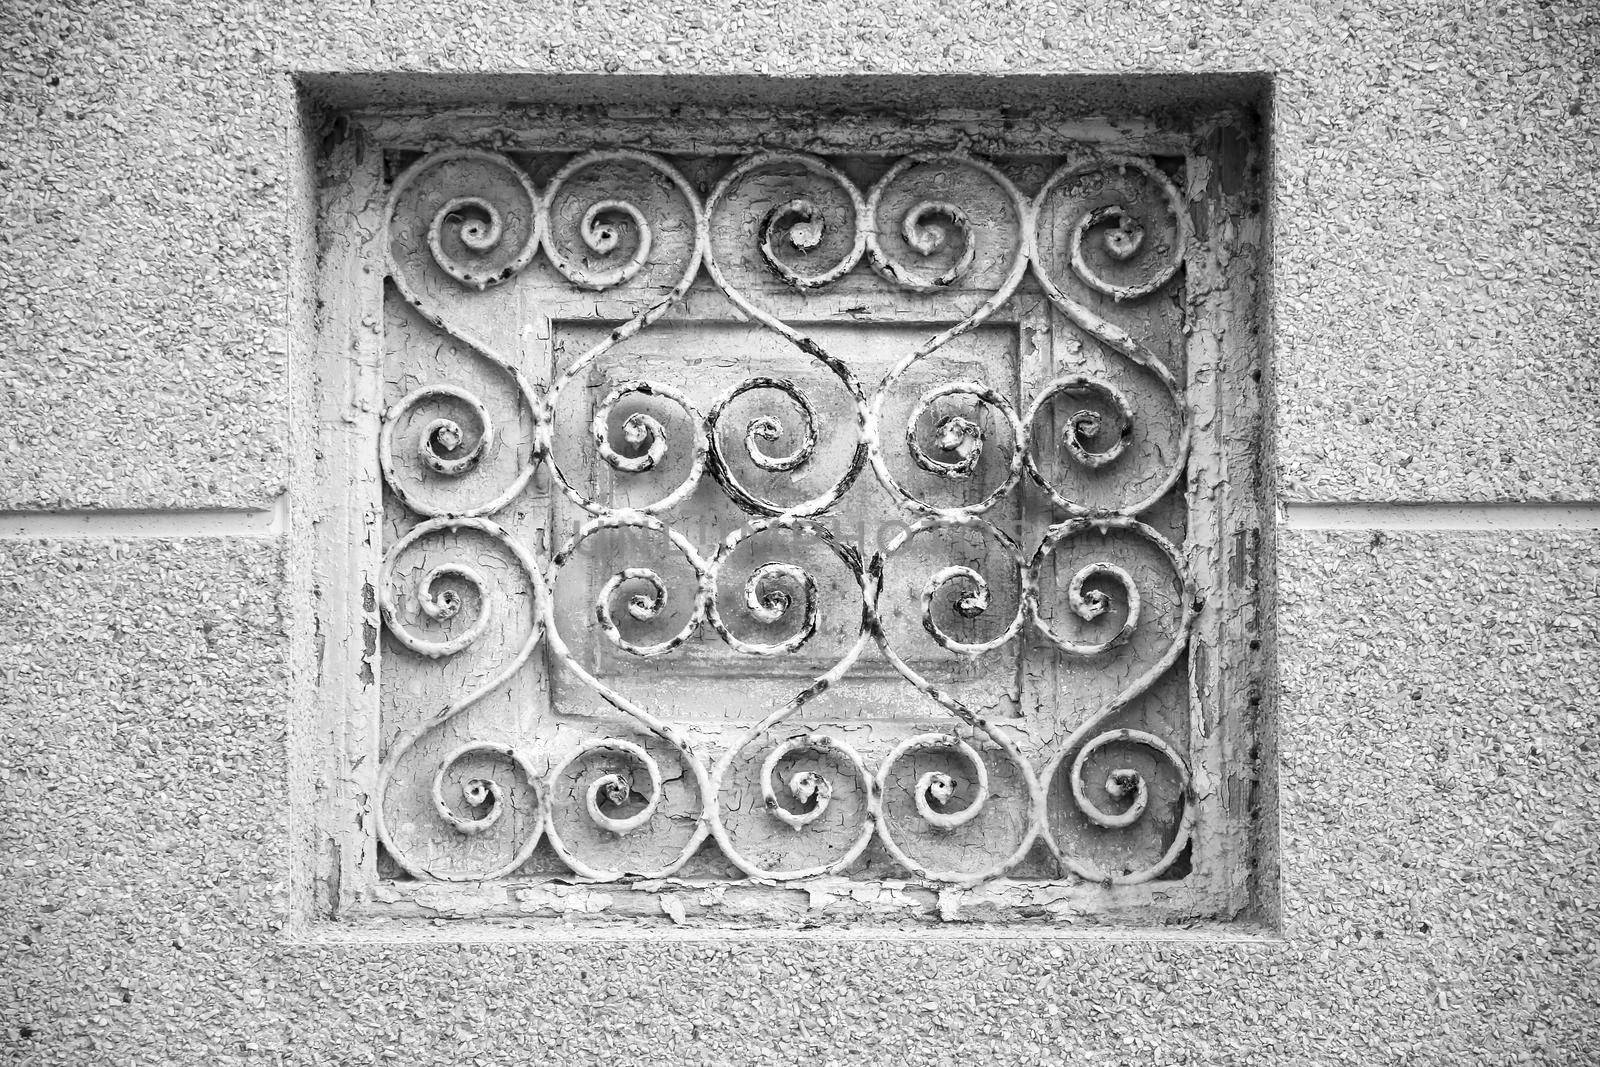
(4, 1), (1598, 1063)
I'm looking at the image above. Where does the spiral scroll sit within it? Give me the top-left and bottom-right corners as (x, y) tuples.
(594, 388), (669, 474)
(429, 741), (538, 837)
(865, 155), (1023, 293)
(705, 377), (841, 517)
(760, 735), (837, 830)
(391, 149), (543, 291)
(719, 153), (865, 289)
(540, 150), (699, 291)
(760, 199), (834, 288)
(1043, 728), (1195, 885)
(1030, 376), (1134, 472)
(380, 560), (495, 659)
(380, 384), (497, 502)
(897, 382), (1027, 515)
(554, 514), (709, 659)
(732, 378), (818, 474)
(583, 380), (709, 515)
(1056, 157), (1189, 302)
(881, 733), (990, 831)
(879, 515), (1027, 658)
(707, 731), (876, 881)
(871, 729), (1037, 885)
(542, 736), (706, 881)
(717, 560), (819, 656)
(564, 739), (664, 836)
(1025, 516), (1188, 669)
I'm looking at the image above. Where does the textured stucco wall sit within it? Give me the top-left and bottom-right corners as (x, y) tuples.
(3, 0), (1599, 1063)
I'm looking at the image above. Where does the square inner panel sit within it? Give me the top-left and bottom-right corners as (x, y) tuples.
(310, 91), (1268, 930)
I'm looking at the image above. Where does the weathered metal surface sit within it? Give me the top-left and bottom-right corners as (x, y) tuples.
(312, 108), (1264, 927)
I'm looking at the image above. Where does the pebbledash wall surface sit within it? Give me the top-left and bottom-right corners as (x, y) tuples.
(3, 0), (1599, 1063)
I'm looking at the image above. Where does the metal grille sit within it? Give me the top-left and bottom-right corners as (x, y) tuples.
(318, 113), (1265, 925)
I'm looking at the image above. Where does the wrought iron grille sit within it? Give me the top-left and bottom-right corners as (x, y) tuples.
(315, 111), (1265, 926)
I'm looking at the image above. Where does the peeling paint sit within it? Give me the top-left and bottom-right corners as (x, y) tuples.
(316, 105), (1266, 929)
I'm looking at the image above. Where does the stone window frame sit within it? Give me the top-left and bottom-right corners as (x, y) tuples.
(289, 74), (1275, 935)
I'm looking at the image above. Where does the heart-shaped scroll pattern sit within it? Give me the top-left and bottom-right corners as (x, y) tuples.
(377, 147), (1199, 886)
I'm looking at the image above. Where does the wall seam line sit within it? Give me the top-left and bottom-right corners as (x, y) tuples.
(1281, 501), (1600, 531)
(3, 497), (1599, 537)
(0, 494), (290, 539)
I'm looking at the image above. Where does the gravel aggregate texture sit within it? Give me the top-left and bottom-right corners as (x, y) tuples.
(2, 529), (1596, 1063)
(3, 0), (1598, 507)
(4, 0), (1599, 1061)
(3, 7), (290, 510)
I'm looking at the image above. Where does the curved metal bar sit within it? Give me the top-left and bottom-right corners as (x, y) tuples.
(1040, 727), (1195, 886)
(880, 514), (1028, 658)
(1025, 153), (1191, 519)
(537, 151), (707, 516)
(534, 512), (715, 880)
(863, 539), (1042, 886)
(372, 517), (549, 881)
(382, 151), (547, 518)
(863, 154), (1032, 518)
(704, 377), (831, 516)
(1025, 516), (1198, 883)
(720, 732), (878, 881)
(549, 511), (710, 659)
(701, 152), (871, 518)
(705, 518), (878, 880)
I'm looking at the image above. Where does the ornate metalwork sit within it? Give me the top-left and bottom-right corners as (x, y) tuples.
(374, 144), (1208, 894)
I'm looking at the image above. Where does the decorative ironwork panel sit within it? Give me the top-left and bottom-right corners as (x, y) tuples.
(306, 103), (1266, 929)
